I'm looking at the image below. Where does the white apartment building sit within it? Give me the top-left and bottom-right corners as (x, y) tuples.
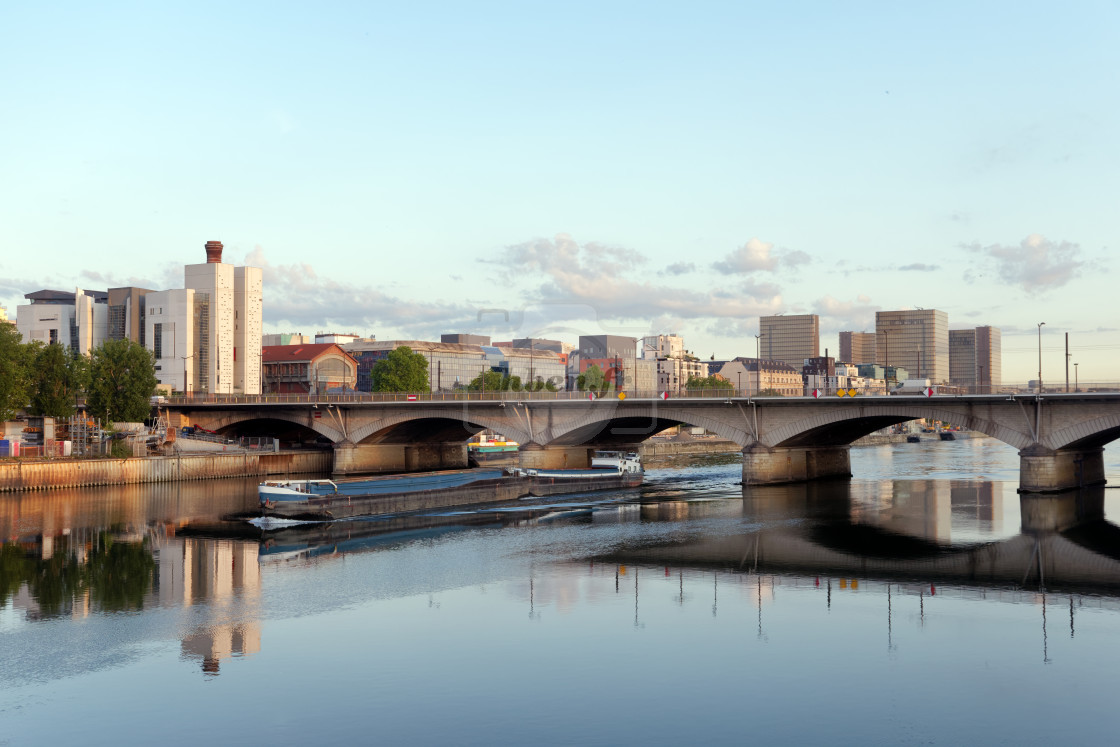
(642, 334), (685, 360)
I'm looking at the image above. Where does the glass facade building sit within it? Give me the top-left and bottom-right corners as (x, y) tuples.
(949, 326), (1001, 391)
(839, 331), (876, 365)
(875, 309), (948, 383)
(759, 315), (819, 369)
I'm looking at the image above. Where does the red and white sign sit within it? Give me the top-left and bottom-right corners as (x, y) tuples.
(812, 389), (821, 399)
(588, 392), (595, 401)
(660, 391), (669, 400)
(925, 387), (934, 398)
(406, 394), (419, 401)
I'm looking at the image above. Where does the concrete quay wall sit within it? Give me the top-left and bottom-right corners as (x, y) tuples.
(0, 451), (331, 492)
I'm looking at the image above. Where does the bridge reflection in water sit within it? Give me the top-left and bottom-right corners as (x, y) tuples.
(3, 475), (1119, 680)
(599, 482), (1118, 594)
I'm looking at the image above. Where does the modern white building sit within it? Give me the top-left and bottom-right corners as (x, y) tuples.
(16, 289), (108, 354)
(146, 241), (262, 395)
(146, 288), (198, 393)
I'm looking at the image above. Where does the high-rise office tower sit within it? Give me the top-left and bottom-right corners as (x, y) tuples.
(759, 314), (820, 369)
(875, 309), (948, 383)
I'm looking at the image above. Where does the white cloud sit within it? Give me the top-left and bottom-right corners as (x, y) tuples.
(713, 237), (778, 273)
(812, 294), (880, 332)
(493, 233), (784, 324)
(242, 246), (479, 335)
(964, 233), (1085, 292)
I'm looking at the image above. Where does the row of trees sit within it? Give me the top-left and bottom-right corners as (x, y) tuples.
(0, 324), (158, 423)
(362, 349), (740, 395)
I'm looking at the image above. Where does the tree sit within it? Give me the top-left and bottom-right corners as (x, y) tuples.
(467, 371), (523, 392)
(370, 346), (429, 392)
(577, 364), (612, 393)
(29, 343), (86, 418)
(0, 323), (33, 421)
(87, 339), (159, 423)
(685, 375), (734, 391)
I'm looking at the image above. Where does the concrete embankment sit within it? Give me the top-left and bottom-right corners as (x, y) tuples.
(0, 450), (331, 492)
(640, 439), (742, 458)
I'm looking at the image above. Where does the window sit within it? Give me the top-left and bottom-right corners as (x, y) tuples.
(153, 323), (163, 359)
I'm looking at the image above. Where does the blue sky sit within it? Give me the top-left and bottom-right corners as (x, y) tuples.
(2, 1), (1117, 383)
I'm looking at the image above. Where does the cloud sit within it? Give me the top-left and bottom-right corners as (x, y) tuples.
(661, 262), (695, 276)
(963, 234), (1085, 292)
(713, 238), (778, 273)
(492, 233), (783, 324)
(812, 294), (880, 332)
(243, 246), (479, 335)
(712, 239), (812, 274)
(782, 250), (812, 268)
(898, 263), (939, 272)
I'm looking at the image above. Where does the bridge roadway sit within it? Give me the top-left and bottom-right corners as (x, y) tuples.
(168, 391), (1120, 492)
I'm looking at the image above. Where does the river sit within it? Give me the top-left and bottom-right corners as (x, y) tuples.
(3, 439), (1120, 744)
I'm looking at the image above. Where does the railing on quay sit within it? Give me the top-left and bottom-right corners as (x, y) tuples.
(158, 381), (1120, 407)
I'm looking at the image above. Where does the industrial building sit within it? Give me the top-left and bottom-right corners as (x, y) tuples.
(759, 315), (820, 369)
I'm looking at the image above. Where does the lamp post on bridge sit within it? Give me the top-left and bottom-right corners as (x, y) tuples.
(754, 333), (765, 396)
(180, 353), (195, 395)
(1074, 362), (1079, 392)
(1037, 322), (1046, 393)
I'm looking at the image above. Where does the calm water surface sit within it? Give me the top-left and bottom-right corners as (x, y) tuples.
(3, 438), (1120, 745)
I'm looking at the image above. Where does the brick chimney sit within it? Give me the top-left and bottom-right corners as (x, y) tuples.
(204, 240), (224, 263)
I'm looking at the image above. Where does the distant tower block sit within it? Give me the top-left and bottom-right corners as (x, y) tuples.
(204, 241), (224, 263)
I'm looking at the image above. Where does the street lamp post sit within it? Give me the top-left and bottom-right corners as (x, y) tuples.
(180, 353), (195, 395)
(1074, 362), (1079, 392)
(1037, 322), (1046, 393)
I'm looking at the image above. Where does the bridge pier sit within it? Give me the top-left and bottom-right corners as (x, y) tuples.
(518, 444), (594, 470)
(332, 442), (468, 475)
(1018, 445), (1105, 493)
(742, 444), (852, 486)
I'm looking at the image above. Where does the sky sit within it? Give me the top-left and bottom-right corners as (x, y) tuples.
(2, 1), (1117, 384)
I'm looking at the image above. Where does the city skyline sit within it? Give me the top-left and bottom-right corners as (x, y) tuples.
(2, 3), (1116, 383)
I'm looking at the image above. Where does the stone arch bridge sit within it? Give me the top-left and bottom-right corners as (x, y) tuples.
(171, 392), (1120, 492)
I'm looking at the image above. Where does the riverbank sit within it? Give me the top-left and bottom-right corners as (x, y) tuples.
(0, 450), (331, 492)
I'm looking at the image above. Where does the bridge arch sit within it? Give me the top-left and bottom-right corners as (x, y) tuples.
(1046, 414), (1120, 451)
(349, 409), (530, 446)
(196, 411), (345, 444)
(765, 403), (1032, 450)
(538, 405), (751, 448)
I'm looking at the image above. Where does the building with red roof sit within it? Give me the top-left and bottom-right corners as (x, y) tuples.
(262, 343), (357, 394)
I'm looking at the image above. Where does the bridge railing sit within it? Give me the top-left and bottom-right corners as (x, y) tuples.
(158, 382), (1120, 406)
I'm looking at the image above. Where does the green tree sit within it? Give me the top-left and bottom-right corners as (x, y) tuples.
(0, 324), (33, 421)
(685, 375), (734, 391)
(87, 339), (159, 423)
(29, 343), (86, 418)
(466, 371), (523, 392)
(577, 364), (612, 392)
(370, 346), (429, 392)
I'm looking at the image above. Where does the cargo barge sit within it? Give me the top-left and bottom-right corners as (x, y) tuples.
(258, 451), (643, 520)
